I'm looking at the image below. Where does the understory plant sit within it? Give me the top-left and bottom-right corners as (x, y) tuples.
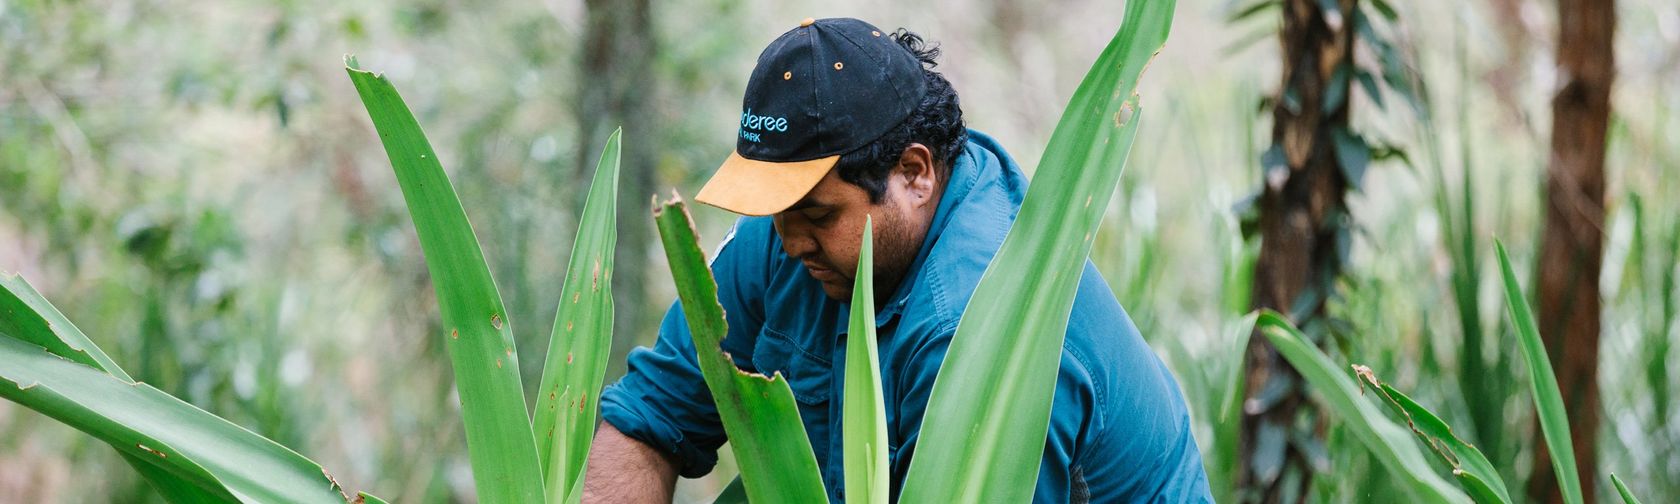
(0, 0), (1181, 501)
(0, 0), (1652, 503)
(1252, 240), (1646, 504)
(0, 57), (625, 503)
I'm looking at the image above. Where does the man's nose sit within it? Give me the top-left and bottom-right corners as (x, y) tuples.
(775, 216), (818, 259)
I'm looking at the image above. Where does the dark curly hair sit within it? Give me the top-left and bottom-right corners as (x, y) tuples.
(834, 29), (967, 202)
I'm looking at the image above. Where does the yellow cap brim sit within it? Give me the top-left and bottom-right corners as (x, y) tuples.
(695, 151), (839, 216)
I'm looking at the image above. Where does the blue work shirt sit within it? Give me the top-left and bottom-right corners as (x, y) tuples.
(600, 130), (1212, 502)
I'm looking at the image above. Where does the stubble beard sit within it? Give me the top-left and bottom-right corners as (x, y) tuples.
(869, 207), (921, 305)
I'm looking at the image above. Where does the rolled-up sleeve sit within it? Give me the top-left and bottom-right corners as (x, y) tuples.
(598, 217), (769, 478)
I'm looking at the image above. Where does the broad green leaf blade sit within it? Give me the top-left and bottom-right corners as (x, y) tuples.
(139, 476), (241, 504)
(843, 217), (888, 504)
(653, 196), (827, 503)
(1, 272), (130, 380)
(1453, 472), (1507, 504)
(900, 0), (1174, 501)
(0, 335), (343, 502)
(1220, 311), (1260, 423)
(356, 492), (392, 504)
(1256, 312), (1470, 503)
(1351, 365), (1513, 504)
(1494, 240), (1582, 504)
(345, 56), (545, 503)
(533, 128), (620, 504)
(3, 272), (258, 501)
(1611, 474), (1644, 504)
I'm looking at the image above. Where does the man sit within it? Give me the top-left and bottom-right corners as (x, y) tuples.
(586, 17), (1211, 502)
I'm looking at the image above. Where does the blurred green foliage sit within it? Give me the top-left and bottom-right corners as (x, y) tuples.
(1, 0), (1677, 501)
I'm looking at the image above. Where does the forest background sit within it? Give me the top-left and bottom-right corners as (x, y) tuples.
(1, 0), (1675, 501)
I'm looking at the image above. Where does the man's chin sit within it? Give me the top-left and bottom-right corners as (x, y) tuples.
(819, 282), (852, 301)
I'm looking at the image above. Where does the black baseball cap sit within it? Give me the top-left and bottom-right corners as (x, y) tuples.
(695, 17), (928, 216)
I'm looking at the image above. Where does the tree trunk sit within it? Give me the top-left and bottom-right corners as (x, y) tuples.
(576, 0), (656, 378)
(1531, 0), (1613, 501)
(1239, 0), (1357, 502)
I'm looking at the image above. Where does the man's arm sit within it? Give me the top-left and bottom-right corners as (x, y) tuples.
(588, 218), (772, 500)
(582, 421), (678, 503)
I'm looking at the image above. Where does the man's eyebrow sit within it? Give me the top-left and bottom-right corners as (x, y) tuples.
(784, 198), (830, 212)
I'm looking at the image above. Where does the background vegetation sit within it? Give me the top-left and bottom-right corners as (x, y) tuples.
(0, 0), (1674, 501)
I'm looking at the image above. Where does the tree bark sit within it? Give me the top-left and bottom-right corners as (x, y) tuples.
(1531, 0), (1613, 502)
(576, 0), (656, 378)
(1239, 0), (1356, 502)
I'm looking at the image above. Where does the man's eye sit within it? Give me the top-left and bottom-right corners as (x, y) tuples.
(803, 209), (832, 222)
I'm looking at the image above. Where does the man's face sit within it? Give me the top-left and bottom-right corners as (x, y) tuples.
(772, 145), (941, 302)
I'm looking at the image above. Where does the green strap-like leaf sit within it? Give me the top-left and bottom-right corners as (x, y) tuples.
(1256, 312), (1470, 503)
(1219, 312), (1260, 423)
(1611, 474), (1644, 504)
(843, 217), (888, 504)
(898, 0), (1174, 501)
(345, 55), (545, 503)
(4, 275), (211, 500)
(0, 333), (344, 502)
(356, 492), (393, 504)
(3, 273), (323, 502)
(1494, 240), (1582, 504)
(532, 128), (620, 504)
(1352, 365), (1512, 504)
(1, 272), (131, 380)
(653, 197), (827, 503)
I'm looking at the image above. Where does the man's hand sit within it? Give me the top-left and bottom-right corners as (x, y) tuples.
(582, 421), (678, 503)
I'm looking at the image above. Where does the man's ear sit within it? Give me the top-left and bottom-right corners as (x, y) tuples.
(894, 143), (937, 207)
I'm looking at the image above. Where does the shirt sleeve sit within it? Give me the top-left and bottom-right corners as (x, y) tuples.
(884, 322), (951, 500)
(1062, 263), (1213, 502)
(598, 218), (770, 478)
(1073, 356), (1212, 502)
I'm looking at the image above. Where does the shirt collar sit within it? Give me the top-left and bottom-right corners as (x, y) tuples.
(833, 132), (987, 335)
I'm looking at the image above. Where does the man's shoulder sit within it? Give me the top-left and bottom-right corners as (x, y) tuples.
(711, 216), (778, 267)
(1062, 263), (1178, 404)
